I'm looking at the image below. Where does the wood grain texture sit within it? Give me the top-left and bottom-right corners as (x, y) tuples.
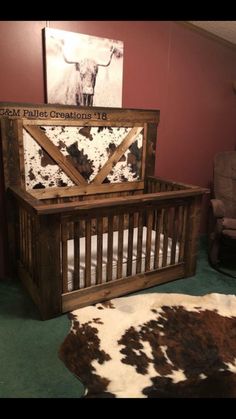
(62, 264), (185, 312)
(1, 118), (21, 188)
(0, 102), (160, 124)
(23, 125), (86, 185)
(145, 123), (158, 177)
(184, 196), (203, 277)
(29, 180), (144, 200)
(92, 126), (143, 185)
(35, 188), (207, 215)
(38, 215), (61, 319)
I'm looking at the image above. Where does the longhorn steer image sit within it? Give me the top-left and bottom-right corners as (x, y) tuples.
(63, 47), (116, 106)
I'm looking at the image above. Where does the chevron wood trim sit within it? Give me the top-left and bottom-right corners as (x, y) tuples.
(23, 124), (86, 185)
(92, 126), (143, 185)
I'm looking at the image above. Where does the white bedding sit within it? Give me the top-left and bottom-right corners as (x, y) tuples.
(67, 227), (179, 290)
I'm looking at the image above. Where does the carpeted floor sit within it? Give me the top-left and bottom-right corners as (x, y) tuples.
(0, 237), (236, 398)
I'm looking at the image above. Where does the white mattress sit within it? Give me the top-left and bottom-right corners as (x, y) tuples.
(67, 227), (179, 291)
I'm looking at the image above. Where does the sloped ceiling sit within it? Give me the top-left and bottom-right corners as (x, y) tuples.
(187, 21), (236, 46)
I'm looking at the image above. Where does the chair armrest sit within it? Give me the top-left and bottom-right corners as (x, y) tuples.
(210, 199), (225, 218)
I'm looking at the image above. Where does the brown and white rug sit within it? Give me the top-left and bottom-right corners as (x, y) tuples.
(59, 293), (236, 398)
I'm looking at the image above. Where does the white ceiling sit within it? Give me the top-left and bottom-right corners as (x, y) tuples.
(187, 21), (236, 46)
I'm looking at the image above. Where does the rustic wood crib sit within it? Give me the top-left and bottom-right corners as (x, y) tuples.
(0, 103), (207, 319)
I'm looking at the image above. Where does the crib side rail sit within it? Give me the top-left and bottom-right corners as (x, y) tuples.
(146, 176), (205, 192)
(60, 192), (203, 298)
(60, 192), (204, 312)
(8, 188), (62, 319)
(30, 187), (207, 216)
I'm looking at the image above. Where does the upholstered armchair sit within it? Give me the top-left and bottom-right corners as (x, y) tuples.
(208, 151), (236, 269)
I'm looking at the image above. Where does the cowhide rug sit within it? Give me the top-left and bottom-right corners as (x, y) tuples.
(59, 293), (236, 398)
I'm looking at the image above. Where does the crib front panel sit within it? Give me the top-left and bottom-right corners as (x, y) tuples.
(60, 196), (190, 297)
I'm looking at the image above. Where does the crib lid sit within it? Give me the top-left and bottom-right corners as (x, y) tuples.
(0, 103), (160, 197)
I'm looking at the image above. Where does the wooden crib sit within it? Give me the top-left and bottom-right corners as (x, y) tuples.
(0, 103), (207, 319)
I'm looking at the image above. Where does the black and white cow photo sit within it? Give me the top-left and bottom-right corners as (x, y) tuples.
(44, 28), (124, 107)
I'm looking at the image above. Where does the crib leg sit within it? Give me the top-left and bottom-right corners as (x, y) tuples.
(184, 196), (202, 277)
(38, 215), (61, 320)
(6, 193), (19, 278)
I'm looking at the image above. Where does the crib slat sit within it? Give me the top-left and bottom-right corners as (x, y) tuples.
(127, 213), (134, 276)
(154, 209), (163, 269)
(107, 215), (114, 281)
(23, 210), (27, 266)
(162, 208), (169, 267)
(32, 218), (40, 286)
(19, 208), (23, 262)
(96, 217), (103, 284)
(85, 219), (92, 287)
(31, 216), (36, 282)
(28, 214), (32, 274)
(74, 221), (80, 290)
(136, 211), (144, 274)
(26, 213), (31, 271)
(179, 205), (188, 262)
(117, 214), (124, 279)
(24, 211), (28, 267)
(21, 209), (25, 265)
(145, 210), (153, 271)
(62, 224), (68, 293)
(170, 206), (179, 265)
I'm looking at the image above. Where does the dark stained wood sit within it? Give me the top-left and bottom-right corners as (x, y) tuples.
(154, 209), (163, 269)
(179, 204), (188, 262)
(62, 223), (68, 293)
(107, 215), (114, 281)
(35, 188), (207, 215)
(0, 102), (160, 124)
(162, 208), (169, 267)
(127, 213), (134, 276)
(0, 104), (208, 320)
(29, 180), (144, 200)
(92, 127), (143, 185)
(74, 221), (80, 290)
(145, 210), (154, 271)
(85, 219), (91, 287)
(38, 215), (61, 319)
(141, 123), (147, 179)
(117, 214), (124, 279)
(5, 192), (19, 276)
(31, 216), (38, 285)
(25, 211), (29, 269)
(0, 118), (21, 188)
(147, 175), (205, 191)
(23, 124), (86, 185)
(96, 217), (103, 284)
(170, 206), (179, 265)
(8, 185), (43, 215)
(145, 123), (158, 177)
(136, 211), (144, 274)
(184, 196), (203, 277)
(62, 264), (185, 312)
(18, 261), (41, 310)
(16, 119), (26, 188)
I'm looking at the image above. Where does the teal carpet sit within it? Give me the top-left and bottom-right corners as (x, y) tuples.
(0, 238), (235, 398)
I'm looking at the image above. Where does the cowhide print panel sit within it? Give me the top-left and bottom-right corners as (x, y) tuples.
(59, 293), (236, 398)
(23, 126), (143, 190)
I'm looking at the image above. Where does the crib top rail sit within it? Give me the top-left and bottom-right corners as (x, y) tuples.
(0, 104), (160, 198)
(9, 183), (208, 216)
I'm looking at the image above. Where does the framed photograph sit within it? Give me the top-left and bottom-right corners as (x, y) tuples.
(44, 28), (124, 107)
